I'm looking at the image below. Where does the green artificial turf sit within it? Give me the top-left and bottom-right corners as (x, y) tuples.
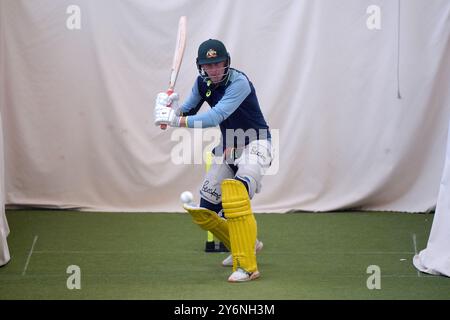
(1, 209), (449, 300)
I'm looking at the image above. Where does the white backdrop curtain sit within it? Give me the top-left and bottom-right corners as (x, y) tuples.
(0, 0), (10, 265)
(414, 118), (450, 277)
(0, 108), (10, 266)
(0, 0), (449, 213)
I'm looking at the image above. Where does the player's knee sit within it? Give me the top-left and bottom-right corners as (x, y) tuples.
(235, 164), (263, 199)
(234, 175), (257, 199)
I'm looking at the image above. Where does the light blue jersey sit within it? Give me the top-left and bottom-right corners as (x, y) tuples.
(180, 69), (271, 150)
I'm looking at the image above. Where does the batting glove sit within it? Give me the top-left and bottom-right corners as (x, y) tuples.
(154, 92), (183, 127)
(155, 92), (180, 112)
(154, 105), (182, 127)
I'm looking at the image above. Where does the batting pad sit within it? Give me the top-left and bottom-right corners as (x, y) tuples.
(221, 179), (258, 273)
(183, 204), (230, 250)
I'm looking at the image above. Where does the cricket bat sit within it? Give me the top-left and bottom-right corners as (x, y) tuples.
(160, 16), (187, 130)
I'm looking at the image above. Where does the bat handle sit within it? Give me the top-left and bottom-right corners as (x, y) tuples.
(160, 88), (174, 130)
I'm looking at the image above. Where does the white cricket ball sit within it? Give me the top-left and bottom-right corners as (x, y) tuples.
(180, 191), (194, 204)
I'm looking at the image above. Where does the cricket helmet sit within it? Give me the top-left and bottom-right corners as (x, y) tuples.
(196, 39), (231, 84)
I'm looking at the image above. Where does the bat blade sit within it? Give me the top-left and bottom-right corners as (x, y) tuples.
(169, 16), (187, 90)
(161, 16), (187, 130)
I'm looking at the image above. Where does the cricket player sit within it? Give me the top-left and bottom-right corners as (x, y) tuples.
(154, 39), (272, 282)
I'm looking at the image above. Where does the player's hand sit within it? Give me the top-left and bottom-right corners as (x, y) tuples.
(155, 92), (180, 110)
(154, 105), (181, 127)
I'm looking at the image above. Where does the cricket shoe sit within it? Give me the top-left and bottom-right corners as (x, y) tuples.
(221, 239), (263, 267)
(228, 268), (260, 283)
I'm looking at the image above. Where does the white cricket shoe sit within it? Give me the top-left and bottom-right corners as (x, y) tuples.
(228, 268), (260, 283)
(221, 239), (264, 267)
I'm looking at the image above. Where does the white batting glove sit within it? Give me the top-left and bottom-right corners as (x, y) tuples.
(154, 105), (182, 127)
(154, 92), (183, 127)
(155, 92), (180, 112)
